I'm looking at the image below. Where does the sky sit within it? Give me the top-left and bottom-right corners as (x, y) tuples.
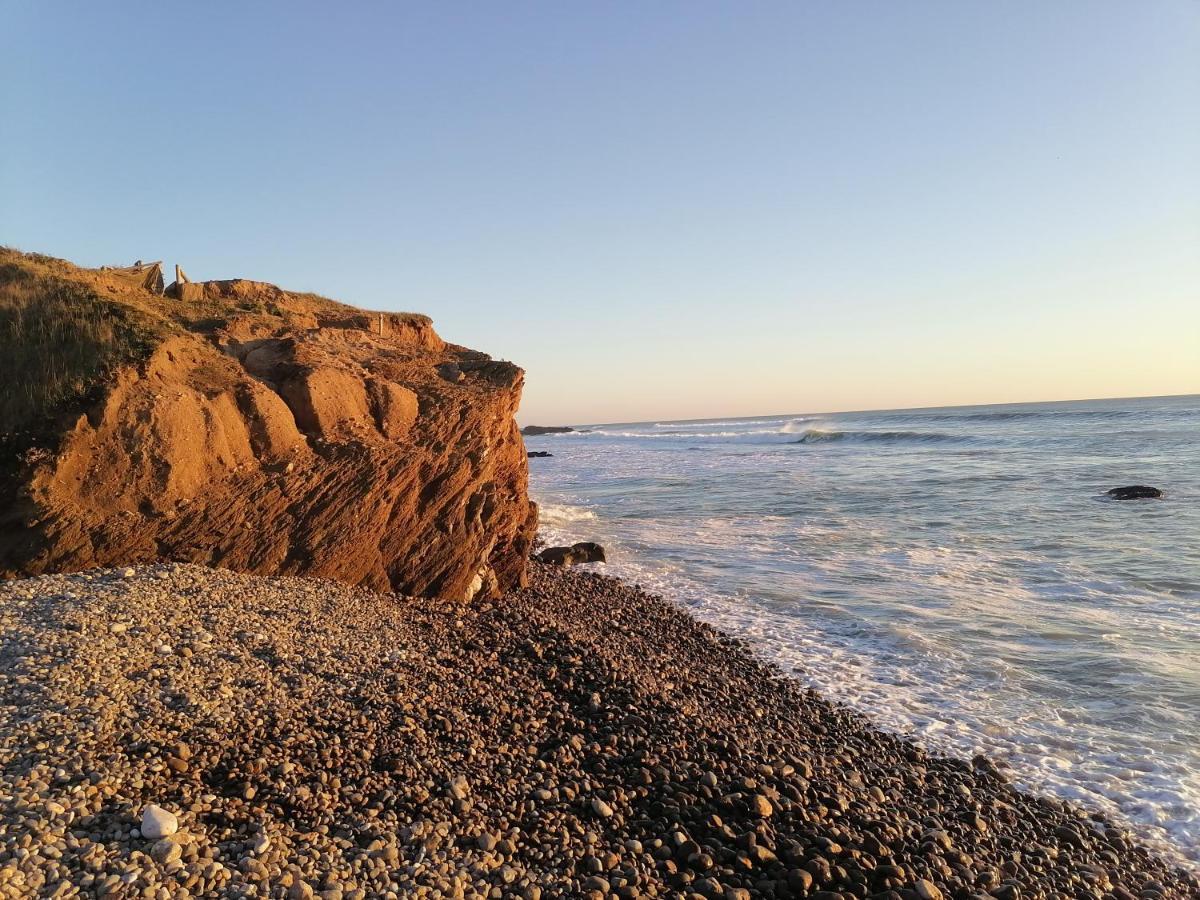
(3, 2), (1198, 424)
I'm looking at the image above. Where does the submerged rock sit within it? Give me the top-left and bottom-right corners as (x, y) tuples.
(537, 542), (607, 566)
(1106, 485), (1163, 500)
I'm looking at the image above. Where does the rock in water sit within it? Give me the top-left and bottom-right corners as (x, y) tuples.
(520, 425), (574, 436)
(1106, 485), (1163, 500)
(0, 249), (537, 601)
(527, 451), (553, 458)
(536, 542), (607, 566)
(140, 804), (178, 839)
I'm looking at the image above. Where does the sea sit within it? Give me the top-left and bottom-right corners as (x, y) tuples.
(525, 394), (1200, 868)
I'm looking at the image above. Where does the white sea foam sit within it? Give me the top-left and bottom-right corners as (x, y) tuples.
(653, 418), (792, 429)
(527, 396), (1200, 870)
(537, 503), (597, 526)
(574, 419), (816, 441)
(539, 503), (1200, 869)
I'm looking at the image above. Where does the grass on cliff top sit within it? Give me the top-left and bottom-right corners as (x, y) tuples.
(0, 254), (164, 444)
(0, 247), (432, 450)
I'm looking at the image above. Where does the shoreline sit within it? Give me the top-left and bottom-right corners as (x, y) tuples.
(0, 562), (1196, 899)
(525, 398), (1200, 875)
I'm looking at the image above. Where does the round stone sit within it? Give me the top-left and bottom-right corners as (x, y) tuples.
(140, 804), (178, 840)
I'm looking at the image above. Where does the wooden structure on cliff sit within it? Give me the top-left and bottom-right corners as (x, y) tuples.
(164, 264), (193, 300)
(100, 260), (164, 294)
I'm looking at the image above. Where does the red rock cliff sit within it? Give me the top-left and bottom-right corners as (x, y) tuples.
(0, 252), (537, 600)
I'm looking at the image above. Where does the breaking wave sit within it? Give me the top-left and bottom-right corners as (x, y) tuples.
(791, 428), (968, 445)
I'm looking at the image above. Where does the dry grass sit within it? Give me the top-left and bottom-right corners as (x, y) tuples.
(0, 246), (435, 454)
(0, 256), (163, 442)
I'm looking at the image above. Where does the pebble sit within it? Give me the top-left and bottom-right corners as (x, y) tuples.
(140, 804), (178, 839)
(150, 839), (182, 864)
(0, 562), (1191, 900)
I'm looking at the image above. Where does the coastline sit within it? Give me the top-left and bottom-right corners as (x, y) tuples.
(0, 562), (1195, 899)
(523, 397), (1200, 869)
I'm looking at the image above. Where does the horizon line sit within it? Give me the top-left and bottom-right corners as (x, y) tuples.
(544, 391), (1200, 430)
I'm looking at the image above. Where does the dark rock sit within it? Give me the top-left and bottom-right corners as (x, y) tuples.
(536, 542), (607, 566)
(527, 451), (553, 458)
(1106, 485), (1163, 500)
(521, 425), (575, 436)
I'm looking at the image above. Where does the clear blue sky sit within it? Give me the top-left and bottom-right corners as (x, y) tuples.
(3, 2), (1197, 423)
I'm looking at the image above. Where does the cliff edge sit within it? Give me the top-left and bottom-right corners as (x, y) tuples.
(0, 249), (537, 599)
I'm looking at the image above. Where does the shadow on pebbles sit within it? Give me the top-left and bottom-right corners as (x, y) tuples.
(0, 562), (1195, 900)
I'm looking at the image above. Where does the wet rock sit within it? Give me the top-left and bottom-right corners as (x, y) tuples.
(1106, 485), (1163, 500)
(537, 542), (607, 566)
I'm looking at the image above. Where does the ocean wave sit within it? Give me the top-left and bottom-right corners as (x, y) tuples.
(791, 428), (968, 445)
(584, 428), (788, 440)
(888, 409), (1138, 424)
(566, 419), (816, 441)
(653, 418), (791, 429)
(537, 503), (597, 526)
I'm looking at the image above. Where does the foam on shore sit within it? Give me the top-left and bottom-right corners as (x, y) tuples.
(537, 499), (1200, 871)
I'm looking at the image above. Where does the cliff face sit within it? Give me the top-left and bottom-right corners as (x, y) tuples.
(0, 251), (536, 600)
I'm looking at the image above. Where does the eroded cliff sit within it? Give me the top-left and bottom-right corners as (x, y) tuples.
(0, 250), (536, 599)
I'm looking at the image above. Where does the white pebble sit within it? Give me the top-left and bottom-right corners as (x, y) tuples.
(141, 804), (178, 839)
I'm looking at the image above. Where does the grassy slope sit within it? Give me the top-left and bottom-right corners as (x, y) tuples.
(0, 247), (429, 453)
(0, 252), (164, 447)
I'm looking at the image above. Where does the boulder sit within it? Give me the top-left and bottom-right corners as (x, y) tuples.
(1106, 485), (1163, 500)
(527, 451), (553, 458)
(537, 542), (607, 566)
(0, 249), (536, 601)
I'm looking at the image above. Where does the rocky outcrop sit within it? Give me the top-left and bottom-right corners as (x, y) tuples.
(1106, 485), (1163, 500)
(521, 425), (575, 436)
(0, 251), (536, 600)
(537, 542), (607, 566)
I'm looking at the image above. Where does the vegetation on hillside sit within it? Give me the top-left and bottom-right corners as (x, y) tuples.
(0, 252), (164, 445)
(0, 247), (434, 453)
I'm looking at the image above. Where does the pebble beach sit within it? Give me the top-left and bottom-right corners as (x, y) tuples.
(0, 563), (1195, 900)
